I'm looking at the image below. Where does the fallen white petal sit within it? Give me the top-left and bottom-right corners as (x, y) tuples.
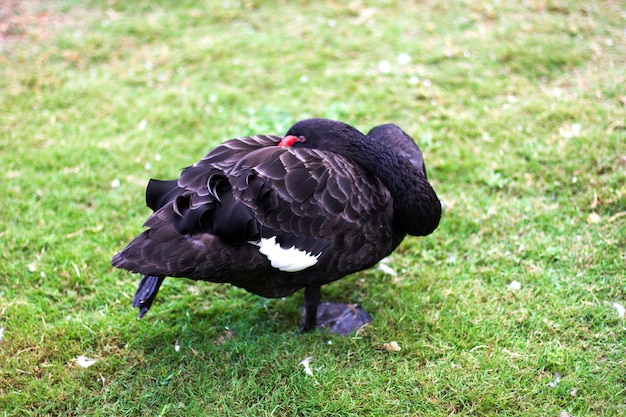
(378, 60), (391, 73)
(75, 355), (98, 368)
(377, 263), (397, 276)
(508, 280), (521, 291)
(111, 178), (120, 188)
(298, 356), (314, 376)
(548, 372), (561, 388)
(175, 341), (181, 352)
(0, 327), (4, 343)
(612, 302), (625, 318)
(397, 53), (411, 65)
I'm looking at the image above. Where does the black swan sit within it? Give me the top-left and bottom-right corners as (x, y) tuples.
(111, 118), (441, 334)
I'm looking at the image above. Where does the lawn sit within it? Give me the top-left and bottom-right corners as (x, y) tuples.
(1, 0), (624, 415)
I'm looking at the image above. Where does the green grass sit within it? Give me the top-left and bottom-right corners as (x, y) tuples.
(1, 0), (625, 415)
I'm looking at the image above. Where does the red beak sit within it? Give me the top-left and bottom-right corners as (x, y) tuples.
(277, 135), (300, 147)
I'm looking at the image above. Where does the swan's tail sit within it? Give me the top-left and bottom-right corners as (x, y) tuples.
(132, 275), (165, 318)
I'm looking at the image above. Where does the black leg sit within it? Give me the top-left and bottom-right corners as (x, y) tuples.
(300, 285), (321, 332)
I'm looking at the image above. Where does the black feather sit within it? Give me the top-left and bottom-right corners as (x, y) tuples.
(112, 120), (441, 332)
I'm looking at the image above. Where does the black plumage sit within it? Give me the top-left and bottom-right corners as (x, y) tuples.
(112, 118), (441, 333)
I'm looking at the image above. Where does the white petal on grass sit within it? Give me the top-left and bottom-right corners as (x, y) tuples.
(299, 356), (314, 376)
(175, 340), (181, 352)
(612, 302), (625, 318)
(548, 372), (562, 388)
(508, 280), (521, 291)
(397, 53), (411, 65)
(138, 119), (147, 131)
(378, 60), (391, 73)
(377, 263), (397, 276)
(377, 257), (397, 276)
(75, 355), (98, 368)
(559, 123), (582, 139)
(111, 178), (120, 188)
(0, 327), (5, 343)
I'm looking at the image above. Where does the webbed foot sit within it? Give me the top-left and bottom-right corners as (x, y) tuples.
(301, 302), (372, 335)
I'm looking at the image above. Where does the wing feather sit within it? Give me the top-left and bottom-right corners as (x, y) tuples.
(116, 134), (393, 282)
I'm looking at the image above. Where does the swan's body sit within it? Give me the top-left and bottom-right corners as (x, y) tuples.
(112, 118), (441, 333)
